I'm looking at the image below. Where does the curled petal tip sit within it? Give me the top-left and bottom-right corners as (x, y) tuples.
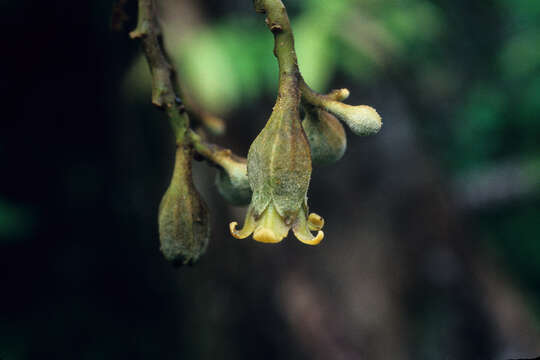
(253, 227), (285, 243)
(292, 206), (325, 245)
(308, 213), (324, 231)
(311, 230), (325, 245)
(230, 221), (252, 239)
(298, 230), (324, 246)
(229, 222), (241, 239)
(293, 221), (325, 246)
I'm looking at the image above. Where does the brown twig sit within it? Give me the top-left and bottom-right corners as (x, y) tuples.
(129, 0), (188, 143)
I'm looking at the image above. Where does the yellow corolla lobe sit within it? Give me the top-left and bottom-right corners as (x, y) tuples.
(229, 202), (324, 245)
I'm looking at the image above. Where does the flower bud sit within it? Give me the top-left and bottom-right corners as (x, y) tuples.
(327, 88), (350, 102)
(324, 101), (382, 136)
(190, 133), (252, 206)
(158, 146), (210, 266)
(215, 156), (251, 206)
(302, 107), (347, 166)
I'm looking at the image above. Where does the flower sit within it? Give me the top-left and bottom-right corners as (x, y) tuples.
(158, 146), (210, 265)
(229, 76), (324, 245)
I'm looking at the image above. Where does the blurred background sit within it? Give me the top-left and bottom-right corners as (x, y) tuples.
(1, 0), (540, 359)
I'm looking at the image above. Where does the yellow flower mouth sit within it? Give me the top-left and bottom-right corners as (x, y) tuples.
(230, 202), (324, 245)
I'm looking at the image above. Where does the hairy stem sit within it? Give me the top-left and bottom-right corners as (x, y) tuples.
(189, 131), (246, 169)
(255, 0), (300, 107)
(299, 77), (348, 107)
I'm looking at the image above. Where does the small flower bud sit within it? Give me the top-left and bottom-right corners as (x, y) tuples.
(327, 88), (350, 101)
(190, 133), (252, 206)
(215, 157), (251, 206)
(302, 107), (347, 165)
(158, 146), (210, 266)
(324, 101), (382, 136)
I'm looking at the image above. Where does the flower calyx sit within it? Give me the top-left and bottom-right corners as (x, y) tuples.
(230, 75), (324, 245)
(158, 146), (210, 266)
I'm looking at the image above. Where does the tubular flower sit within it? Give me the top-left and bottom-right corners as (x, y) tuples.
(229, 76), (324, 245)
(158, 146), (210, 265)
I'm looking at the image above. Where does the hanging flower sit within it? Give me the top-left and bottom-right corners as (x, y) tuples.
(158, 146), (210, 265)
(229, 76), (324, 245)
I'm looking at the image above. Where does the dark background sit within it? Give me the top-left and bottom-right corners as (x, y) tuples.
(2, 0), (540, 359)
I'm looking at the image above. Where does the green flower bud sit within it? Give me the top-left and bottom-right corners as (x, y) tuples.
(324, 101), (382, 136)
(158, 146), (210, 266)
(302, 107), (347, 165)
(215, 156), (251, 206)
(190, 133), (252, 206)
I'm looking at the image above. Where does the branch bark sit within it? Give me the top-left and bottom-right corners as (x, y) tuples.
(129, 0), (188, 144)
